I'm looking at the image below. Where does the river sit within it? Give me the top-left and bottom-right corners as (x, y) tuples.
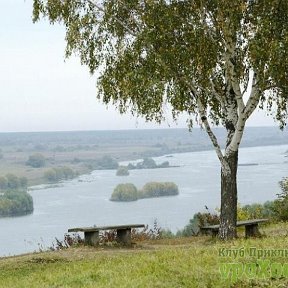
(0, 144), (288, 257)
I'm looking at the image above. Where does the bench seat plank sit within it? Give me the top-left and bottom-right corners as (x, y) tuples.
(68, 224), (145, 246)
(68, 224), (145, 233)
(200, 218), (268, 237)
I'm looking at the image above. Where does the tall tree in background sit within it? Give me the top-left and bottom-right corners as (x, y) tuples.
(33, 0), (288, 240)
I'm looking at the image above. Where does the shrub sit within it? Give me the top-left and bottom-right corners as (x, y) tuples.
(138, 158), (157, 169)
(237, 202), (275, 220)
(140, 182), (179, 198)
(272, 177), (288, 221)
(127, 158), (170, 170)
(26, 153), (46, 168)
(110, 182), (179, 202)
(44, 166), (77, 183)
(94, 155), (119, 170)
(0, 190), (33, 216)
(0, 174), (28, 191)
(110, 183), (138, 202)
(177, 207), (220, 236)
(5, 174), (19, 190)
(116, 166), (129, 176)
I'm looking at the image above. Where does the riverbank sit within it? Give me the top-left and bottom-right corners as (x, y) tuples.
(0, 144), (287, 257)
(0, 127), (287, 188)
(1, 222), (288, 287)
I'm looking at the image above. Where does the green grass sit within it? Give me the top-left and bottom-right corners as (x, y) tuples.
(1, 223), (288, 287)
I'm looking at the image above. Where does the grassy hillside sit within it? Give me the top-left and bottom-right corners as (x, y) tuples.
(1, 223), (288, 287)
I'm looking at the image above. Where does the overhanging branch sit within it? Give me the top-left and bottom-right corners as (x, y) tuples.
(244, 71), (261, 120)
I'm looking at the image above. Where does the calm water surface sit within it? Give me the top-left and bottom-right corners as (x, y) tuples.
(0, 144), (288, 257)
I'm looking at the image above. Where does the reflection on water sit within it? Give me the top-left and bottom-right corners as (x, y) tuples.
(1, 144), (288, 257)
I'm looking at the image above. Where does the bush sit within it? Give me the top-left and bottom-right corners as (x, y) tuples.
(94, 155), (119, 170)
(272, 177), (288, 221)
(116, 166), (129, 176)
(110, 183), (138, 202)
(140, 182), (179, 198)
(138, 158), (157, 169)
(127, 158), (170, 170)
(26, 153), (46, 168)
(177, 208), (220, 237)
(237, 202), (275, 220)
(110, 182), (179, 202)
(0, 174), (28, 191)
(0, 190), (33, 217)
(44, 166), (77, 183)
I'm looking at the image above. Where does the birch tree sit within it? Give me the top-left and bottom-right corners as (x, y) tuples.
(32, 0), (288, 240)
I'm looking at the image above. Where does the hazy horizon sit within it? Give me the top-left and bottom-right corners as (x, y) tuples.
(0, 1), (279, 133)
(0, 125), (284, 135)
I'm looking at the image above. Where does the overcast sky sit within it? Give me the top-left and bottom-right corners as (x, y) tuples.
(0, 0), (277, 133)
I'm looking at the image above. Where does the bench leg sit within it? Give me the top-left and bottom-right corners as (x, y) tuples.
(245, 224), (261, 238)
(116, 228), (132, 246)
(84, 231), (99, 246)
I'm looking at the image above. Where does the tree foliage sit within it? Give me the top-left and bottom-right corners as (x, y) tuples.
(94, 155), (119, 170)
(140, 182), (179, 198)
(0, 174), (28, 191)
(110, 183), (138, 201)
(33, 0), (288, 128)
(44, 166), (78, 183)
(26, 153), (46, 168)
(116, 166), (129, 176)
(273, 177), (288, 221)
(128, 158), (170, 169)
(110, 181), (179, 201)
(0, 190), (34, 217)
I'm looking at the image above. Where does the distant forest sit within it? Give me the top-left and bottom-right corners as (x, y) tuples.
(0, 127), (287, 154)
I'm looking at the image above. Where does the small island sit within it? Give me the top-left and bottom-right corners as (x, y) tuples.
(127, 158), (171, 170)
(0, 174), (33, 217)
(110, 182), (179, 202)
(0, 190), (33, 217)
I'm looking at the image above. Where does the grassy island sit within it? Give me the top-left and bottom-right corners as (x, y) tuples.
(110, 182), (179, 202)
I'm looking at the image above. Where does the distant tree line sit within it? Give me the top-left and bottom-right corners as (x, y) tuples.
(85, 155), (119, 170)
(94, 155), (119, 170)
(110, 182), (179, 202)
(44, 166), (79, 183)
(127, 158), (170, 170)
(0, 174), (28, 190)
(0, 190), (33, 217)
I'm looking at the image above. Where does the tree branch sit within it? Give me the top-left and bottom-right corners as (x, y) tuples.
(244, 70), (261, 119)
(225, 51), (245, 115)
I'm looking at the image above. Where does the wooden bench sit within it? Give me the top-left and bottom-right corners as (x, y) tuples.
(200, 219), (268, 238)
(68, 224), (145, 246)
